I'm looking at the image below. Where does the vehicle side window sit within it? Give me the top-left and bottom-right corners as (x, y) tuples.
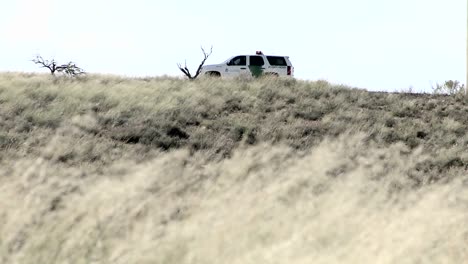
(228, 56), (246, 66)
(266, 56), (287, 66)
(249, 56), (265, 66)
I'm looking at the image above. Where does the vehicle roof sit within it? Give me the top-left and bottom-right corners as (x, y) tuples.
(234, 54), (288, 56)
(222, 54), (291, 63)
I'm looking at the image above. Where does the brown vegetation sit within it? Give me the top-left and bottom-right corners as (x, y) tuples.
(0, 73), (467, 263)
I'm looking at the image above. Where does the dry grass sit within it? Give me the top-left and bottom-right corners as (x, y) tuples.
(0, 72), (467, 263)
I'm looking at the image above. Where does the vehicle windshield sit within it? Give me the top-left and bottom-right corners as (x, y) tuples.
(223, 56), (234, 64)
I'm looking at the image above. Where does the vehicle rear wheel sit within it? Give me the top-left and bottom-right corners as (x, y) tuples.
(262, 72), (279, 78)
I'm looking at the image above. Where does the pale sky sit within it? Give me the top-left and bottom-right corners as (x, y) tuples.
(0, 0), (466, 92)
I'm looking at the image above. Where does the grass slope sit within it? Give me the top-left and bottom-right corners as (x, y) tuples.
(0, 73), (467, 263)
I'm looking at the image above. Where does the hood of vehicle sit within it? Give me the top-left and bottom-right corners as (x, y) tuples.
(202, 63), (225, 70)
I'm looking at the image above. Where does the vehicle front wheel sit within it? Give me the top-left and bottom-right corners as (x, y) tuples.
(206, 71), (221, 77)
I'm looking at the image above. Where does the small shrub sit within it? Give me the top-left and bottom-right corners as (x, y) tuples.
(432, 80), (465, 95)
(0, 133), (18, 150)
(384, 118), (396, 128)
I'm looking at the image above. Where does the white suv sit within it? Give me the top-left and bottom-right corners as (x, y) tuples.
(201, 51), (294, 78)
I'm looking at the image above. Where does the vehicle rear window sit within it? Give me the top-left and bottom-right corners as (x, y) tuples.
(249, 56), (265, 66)
(267, 56), (287, 66)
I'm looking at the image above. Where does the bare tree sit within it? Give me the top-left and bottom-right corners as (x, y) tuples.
(32, 55), (85, 77)
(32, 55), (60, 75)
(177, 46), (212, 80)
(59, 61), (85, 76)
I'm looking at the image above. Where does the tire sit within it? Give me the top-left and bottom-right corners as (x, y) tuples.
(262, 72), (279, 78)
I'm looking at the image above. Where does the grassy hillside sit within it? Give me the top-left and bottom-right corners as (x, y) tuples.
(1, 72), (467, 263)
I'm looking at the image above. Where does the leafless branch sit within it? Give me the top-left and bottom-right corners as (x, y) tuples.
(177, 46), (213, 80)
